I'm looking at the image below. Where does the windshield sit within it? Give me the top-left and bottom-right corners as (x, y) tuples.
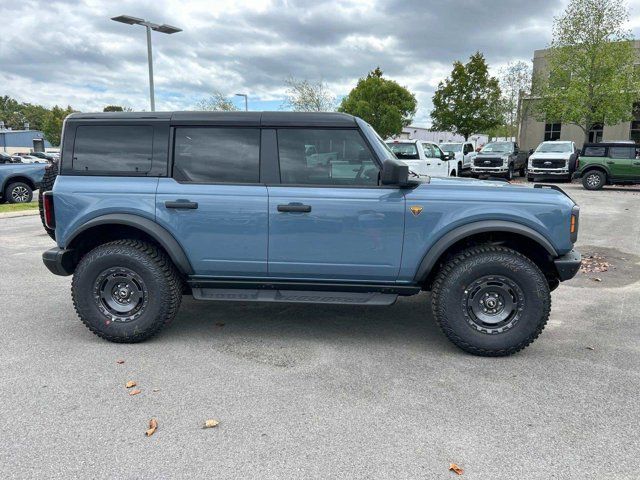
(386, 142), (419, 160)
(481, 142), (512, 153)
(440, 143), (462, 153)
(536, 142), (572, 153)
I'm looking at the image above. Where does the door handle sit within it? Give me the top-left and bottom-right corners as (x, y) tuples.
(165, 200), (198, 209)
(606, 161), (615, 165)
(277, 203), (311, 213)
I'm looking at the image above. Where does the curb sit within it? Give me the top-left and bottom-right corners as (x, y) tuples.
(0, 210), (39, 219)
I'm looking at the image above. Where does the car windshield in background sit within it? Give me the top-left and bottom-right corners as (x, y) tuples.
(481, 142), (511, 153)
(440, 143), (462, 152)
(536, 143), (572, 153)
(386, 143), (419, 160)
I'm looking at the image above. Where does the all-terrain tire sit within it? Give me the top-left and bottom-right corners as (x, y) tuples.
(5, 182), (33, 204)
(582, 170), (605, 190)
(72, 240), (182, 343)
(431, 245), (551, 357)
(38, 162), (58, 240)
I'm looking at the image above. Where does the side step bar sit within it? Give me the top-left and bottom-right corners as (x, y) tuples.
(192, 288), (398, 305)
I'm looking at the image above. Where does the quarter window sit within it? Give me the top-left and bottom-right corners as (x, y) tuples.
(73, 125), (153, 173)
(173, 128), (260, 183)
(278, 129), (379, 186)
(544, 123), (561, 141)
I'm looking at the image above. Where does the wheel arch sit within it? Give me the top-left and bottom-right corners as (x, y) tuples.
(414, 220), (559, 288)
(581, 165), (609, 179)
(66, 214), (194, 275)
(2, 175), (36, 193)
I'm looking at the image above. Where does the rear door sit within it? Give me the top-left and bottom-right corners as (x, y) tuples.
(156, 126), (268, 277)
(268, 128), (405, 281)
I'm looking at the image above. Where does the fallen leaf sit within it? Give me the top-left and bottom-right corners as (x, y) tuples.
(152, 388), (160, 392)
(125, 381), (137, 388)
(146, 418), (158, 437)
(203, 419), (219, 429)
(586, 346), (595, 351)
(129, 389), (142, 396)
(116, 359), (125, 364)
(590, 278), (602, 282)
(449, 463), (464, 475)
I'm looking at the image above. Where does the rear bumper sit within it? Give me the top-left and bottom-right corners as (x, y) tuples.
(554, 249), (581, 281)
(42, 247), (75, 276)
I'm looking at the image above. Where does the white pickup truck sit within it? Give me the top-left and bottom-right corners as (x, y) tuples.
(386, 139), (458, 177)
(439, 141), (476, 172)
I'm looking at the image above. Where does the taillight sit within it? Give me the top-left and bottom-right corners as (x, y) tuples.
(43, 192), (55, 229)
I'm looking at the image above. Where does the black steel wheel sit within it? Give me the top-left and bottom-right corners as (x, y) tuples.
(431, 245), (551, 356)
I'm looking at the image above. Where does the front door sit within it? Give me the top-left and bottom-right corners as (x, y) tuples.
(607, 145), (637, 180)
(156, 126), (268, 277)
(422, 143), (448, 177)
(268, 128), (405, 282)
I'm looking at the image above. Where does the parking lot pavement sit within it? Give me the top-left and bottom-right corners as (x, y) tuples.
(1, 182), (639, 479)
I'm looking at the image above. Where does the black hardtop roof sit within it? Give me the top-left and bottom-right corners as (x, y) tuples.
(67, 111), (358, 127)
(582, 142), (637, 148)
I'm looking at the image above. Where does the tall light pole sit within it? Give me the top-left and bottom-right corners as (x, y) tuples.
(111, 15), (182, 111)
(235, 93), (248, 111)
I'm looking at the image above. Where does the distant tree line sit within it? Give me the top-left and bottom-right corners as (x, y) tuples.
(0, 96), (74, 146)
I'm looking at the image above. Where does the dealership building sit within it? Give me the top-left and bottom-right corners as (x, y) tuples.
(0, 128), (52, 154)
(518, 43), (640, 151)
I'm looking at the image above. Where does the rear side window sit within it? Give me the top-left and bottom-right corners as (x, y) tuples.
(608, 146), (635, 159)
(386, 143), (419, 160)
(173, 128), (260, 183)
(583, 146), (606, 157)
(73, 125), (153, 173)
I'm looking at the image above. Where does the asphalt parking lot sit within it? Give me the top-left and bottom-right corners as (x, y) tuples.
(1, 182), (639, 479)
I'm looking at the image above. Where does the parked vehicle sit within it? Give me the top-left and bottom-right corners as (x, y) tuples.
(386, 139), (458, 177)
(0, 152), (13, 164)
(41, 111), (581, 356)
(16, 154), (47, 164)
(439, 141), (476, 172)
(574, 142), (640, 190)
(471, 141), (527, 180)
(31, 152), (57, 162)
(0, 163), (46, 203)
(527, 141), (578, 182)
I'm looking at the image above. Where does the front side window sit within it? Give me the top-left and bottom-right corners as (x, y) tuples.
(278, 129), (378, 186)
(422, 143), (437, 158)
(73, 125), (153, 173)
(173, 127), (260, 183)
(544, 123), (561, 141)
(386, 142), (419, 160)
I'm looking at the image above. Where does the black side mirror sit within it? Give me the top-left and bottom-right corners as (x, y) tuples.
(380, 159), (418, 187)
(529, 149), (534, 155)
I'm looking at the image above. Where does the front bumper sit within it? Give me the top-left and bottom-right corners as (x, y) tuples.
(42, 247), (75, 276)
(554, 249), (581, 281)
(471, 166), (509, 174)
(528, 168), (569, 176)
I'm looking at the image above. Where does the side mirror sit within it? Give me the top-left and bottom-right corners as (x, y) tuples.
(380, 159), (418, 187)
(529, 149), (534, 155)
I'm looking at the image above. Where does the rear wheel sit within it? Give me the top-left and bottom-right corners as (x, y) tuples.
(582, 170), (605, 190)
(5, 182), (33, 204)
(431, 245), (551, 356)
(72, 240), (182, 343)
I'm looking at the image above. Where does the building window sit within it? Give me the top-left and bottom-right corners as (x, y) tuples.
(544, 123), (561, 141)
(588, 123), (603, 143)
(630, 103), (640, 144)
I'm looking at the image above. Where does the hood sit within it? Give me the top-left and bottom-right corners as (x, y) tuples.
(529, 151), (572, 160)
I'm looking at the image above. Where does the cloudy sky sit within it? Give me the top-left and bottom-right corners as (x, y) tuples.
(2, 0), (640, 126)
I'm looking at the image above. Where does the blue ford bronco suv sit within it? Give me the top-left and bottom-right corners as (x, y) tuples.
(41, 111), (581, 356)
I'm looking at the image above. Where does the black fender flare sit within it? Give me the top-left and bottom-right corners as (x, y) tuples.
(66, 213), (194, 275)
(413, 220), (558, 282)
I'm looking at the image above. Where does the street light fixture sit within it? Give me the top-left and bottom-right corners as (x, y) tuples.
(235, 93), (248, 111)
(111, 15), (182, 111)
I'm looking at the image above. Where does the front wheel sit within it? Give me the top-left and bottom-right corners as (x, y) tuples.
(582, 170), (605, 190)
(72, 240), (182, 343)
(431, 246), (551, 356)
(5, 182), (33, 204)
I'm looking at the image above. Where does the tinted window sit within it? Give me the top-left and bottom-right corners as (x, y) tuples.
(609, 146), (635, 159)
(73, 125), (153, 173)
(583, 146), (606, 157)
(173, 128), (260, 183)
(278, 129), (378, 185)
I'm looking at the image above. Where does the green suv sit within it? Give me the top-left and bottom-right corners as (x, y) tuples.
(575, 142), (640, 190)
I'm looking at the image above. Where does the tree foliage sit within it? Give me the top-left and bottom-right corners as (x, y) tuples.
(284, 76), (336, 112)
(338, 67), (417, 139)
(0, 95), (74, 146)
(430, 52), (503, 140)
(195, 92), (239, 111)
(498, 61), (532, 138)
(533, 0), (640, 142)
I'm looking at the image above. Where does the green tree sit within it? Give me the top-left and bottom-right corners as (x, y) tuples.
(284, 76), (336, 112)
(533, 0), (640, 143)
(431, 52), (503, 140)
(498, 61), (532, 139)
(196, 92), (239, 111)
(338, 67), (417, 139)
(43, 106), (75, 146)
(103, 105), (123, 112)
